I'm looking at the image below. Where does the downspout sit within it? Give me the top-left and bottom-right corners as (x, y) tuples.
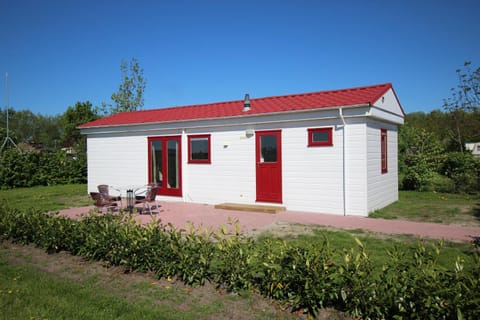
(339, 108), (347, 216)
(182, 128), (187, 203)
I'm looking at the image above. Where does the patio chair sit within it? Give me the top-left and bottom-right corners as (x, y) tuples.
(135, 186), (160, 215)
(90, 192), (118, 213)
(134, 183), (158, 201)
(97, 184), (122, 207)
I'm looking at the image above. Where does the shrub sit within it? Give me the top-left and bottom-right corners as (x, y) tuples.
(423, 173), (456, 193)
(211, 221), (257, 291)
(441, 152), (480, 194)
(0, 149), (86, 189)
(401, 162), (435, 191)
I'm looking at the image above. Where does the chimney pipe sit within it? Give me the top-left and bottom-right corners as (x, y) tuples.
(243, 93), (251, 112)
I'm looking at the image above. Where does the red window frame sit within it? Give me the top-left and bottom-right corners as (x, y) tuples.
(381, 128), (388, 173)
(147, 136), (182, 197)
(307, 127), (333, 147)
(188, 134), (211, 164)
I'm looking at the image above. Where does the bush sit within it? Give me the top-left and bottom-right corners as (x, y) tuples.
(401, 162), (435, 191)
(441, 152), (480, 194)
(423, 173), (456, 193)
(0, 149), (86, 189)
(400, 151), (480, 194)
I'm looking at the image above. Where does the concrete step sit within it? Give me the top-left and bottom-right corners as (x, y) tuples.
(214, 203), (286, 214)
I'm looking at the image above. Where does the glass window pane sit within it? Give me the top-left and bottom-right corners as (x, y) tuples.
(167, 140), (179, 189)
(191, 138), (209, 160)
(312, 131), (329, 142)
(261, 135), (277, 162)
(151, 140), (163, 187)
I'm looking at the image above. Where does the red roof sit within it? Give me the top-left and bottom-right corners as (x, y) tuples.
(79, 83), (394, 128)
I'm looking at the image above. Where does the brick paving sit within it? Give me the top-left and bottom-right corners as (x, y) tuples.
(57, 201), (480, 243)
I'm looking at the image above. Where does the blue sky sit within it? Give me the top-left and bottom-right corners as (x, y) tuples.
(1, 0), (479, 116)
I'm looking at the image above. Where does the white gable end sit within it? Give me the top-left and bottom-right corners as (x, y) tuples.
(369, 88), (404, 125)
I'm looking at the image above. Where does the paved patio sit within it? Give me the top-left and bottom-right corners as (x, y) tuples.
(57, 201), (480, 243)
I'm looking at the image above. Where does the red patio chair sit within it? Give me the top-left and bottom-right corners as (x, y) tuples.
(134, 183), (158, 201)
(90, 192), (118, 213)
(97, 184), (122, 207)
(135, 186), (160, 215)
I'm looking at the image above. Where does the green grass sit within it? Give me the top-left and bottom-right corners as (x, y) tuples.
(0, 263), (167, 319)
(0, 184), (91, 212)
(369, 191), (480, 225)
(0, 243), (291, 320)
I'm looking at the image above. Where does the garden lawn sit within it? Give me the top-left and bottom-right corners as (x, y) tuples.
(0, 184), (91, 212)
(369, 191), (480, 225)
(0, 242), (294, 320)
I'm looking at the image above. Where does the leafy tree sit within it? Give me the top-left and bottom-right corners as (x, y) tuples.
(443, 61), (480, 152)
(61, 101), (99, 148)
(103, 58), (146, 114)
(399, 124), (446, 191)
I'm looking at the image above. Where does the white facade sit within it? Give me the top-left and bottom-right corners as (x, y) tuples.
(82, 88), (404, 216)
(465, 142), (480, 158)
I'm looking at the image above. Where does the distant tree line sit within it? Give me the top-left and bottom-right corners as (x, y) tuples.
(399, 62), (480, 193)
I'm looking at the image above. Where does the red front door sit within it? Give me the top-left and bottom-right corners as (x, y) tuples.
(148, 136), (182, 197)
(255, 130), (282, 203)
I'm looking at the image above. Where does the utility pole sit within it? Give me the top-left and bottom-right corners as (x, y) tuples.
(0, 72), (19, 153)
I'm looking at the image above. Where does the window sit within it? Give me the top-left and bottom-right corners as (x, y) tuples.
(260, 134), (278, 162)
(307, 127), (333, 147)
(188, 134), (211, 164)
(381, 128), (388, 173)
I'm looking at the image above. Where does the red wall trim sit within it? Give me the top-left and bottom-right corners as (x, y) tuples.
(255, 130), (283, 203)
(307, 127), (333, 147)
(187, 134), (211, 164)
(147, 135), (182, 197)
(381, 128), (388, 174)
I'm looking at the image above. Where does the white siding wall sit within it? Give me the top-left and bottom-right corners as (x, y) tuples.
(366, 120), (398, 212)
(282, 120), (344, 214)
(182, 127), (256, 204)
(374, 88), (402, 115)
(87, 133), (148, 196)
(84, 108), (400, 216)
(183, 120), (346, 214)
(344, 119), (368, 216)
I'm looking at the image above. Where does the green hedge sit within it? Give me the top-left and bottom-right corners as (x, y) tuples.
(1, 205), (479, 319)
(0, 149), (86, 189)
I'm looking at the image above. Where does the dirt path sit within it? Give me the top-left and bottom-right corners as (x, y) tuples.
(58, 201), (480, 243)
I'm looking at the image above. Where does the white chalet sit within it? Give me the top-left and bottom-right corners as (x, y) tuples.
(79, 83), (405, 216)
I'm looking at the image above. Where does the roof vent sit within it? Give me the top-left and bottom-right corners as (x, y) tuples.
(243, 93), (251, 112)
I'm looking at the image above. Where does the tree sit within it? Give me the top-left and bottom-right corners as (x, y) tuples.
(104, 58), (146, 114)
(443, 61), (480, 152)
(61, 101), (99, 147)
(398, 123), (446, 191)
